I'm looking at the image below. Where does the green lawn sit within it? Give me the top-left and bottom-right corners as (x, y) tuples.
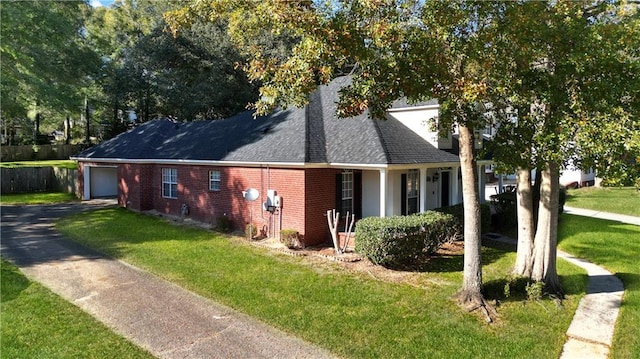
(0, 159), (77, 169)
(565, 187), (640, 217)
(558, 214), (640, 359)
(1, 192), (78, 205)
(0, 260), (153, 359)
(57, 208), (587, 359)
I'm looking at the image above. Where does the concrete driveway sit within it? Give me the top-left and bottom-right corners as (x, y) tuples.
(1, 202), (335, 359)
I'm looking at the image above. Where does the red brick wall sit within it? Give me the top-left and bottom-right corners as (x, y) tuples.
(144, 165), (309, 237)
(79, 161), (340, 244)
(304, 168), (341, 245)
(119, 163), (153, 211)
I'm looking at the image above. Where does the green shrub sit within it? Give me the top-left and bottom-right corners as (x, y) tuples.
(355, 211), (457, 268)
(280, 229), (301, 249)
(215, 215), (232, 233)
(245, 223), (258, 239)
(434, 203), (492, 235)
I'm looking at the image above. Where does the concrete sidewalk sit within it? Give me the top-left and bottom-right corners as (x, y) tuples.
(564, 206), (640, 226)
(559, 206), (637, 358)
(486, 207), (638, 359)
(1, 203), (335, 359)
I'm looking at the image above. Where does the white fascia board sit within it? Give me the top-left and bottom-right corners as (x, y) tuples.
(72, 157), (466, 171)
(387, 104), (440, 113)
(72, 157), (306, 168)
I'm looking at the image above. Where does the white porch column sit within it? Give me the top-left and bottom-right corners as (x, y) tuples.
(451, 166), (460, 205)
(379, 169), (387, 217)
(420, 168), (427, 212)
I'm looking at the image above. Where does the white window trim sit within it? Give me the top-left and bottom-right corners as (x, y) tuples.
(209, 170), (221, 191)
(162, 168), (178, 199)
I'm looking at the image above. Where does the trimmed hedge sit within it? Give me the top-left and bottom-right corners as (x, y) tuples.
(434, 203), (492, 236)
(355, 211), (458, 268)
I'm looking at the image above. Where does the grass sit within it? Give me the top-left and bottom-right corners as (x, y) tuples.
(565, 187), (640, 217)
(558, 214), (640, 359)
(0, 259), (153, 359)
(0, 192), (77, 205)
(56, 208), (587, 359)
(0, 159), (77, 169)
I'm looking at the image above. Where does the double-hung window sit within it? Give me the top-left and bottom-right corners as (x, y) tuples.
(209, 170), (221, 191)
(162, 168), (178, 199)
(341, 170), (353, 214)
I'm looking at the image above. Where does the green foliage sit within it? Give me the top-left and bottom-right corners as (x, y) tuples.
(279, 229), (300, 249)
(525, 281), (545, 302)
(1, 0), (102, 143)
(214, 215), (232, 233)
(245, 223), (258, 239)
(355, 211), (457, 269)
(434, 203), (492, 236)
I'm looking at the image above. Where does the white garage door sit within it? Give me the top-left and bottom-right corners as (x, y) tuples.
(89, 167), (118, 198)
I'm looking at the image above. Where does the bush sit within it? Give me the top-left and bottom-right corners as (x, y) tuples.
(280, 229), (301, 249)
(355, 211), (457, 268)
(490, 187), (567, 230)
(215, 215), (232, 233)
(434, 203), (492, 236)
(245, 223), (258, 239)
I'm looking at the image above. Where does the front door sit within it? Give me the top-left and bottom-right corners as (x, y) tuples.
(440, 171), (450, 207)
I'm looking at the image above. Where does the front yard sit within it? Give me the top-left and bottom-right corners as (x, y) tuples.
(56, 208), (587, 359)
(565, 187), (640, 217)
(1, 259), (153, 358)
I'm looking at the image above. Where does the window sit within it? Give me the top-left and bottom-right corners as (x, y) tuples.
(162, 168), (177, 198)
(341, 170), (353, 214)
(407, 169), (419, 215)
(209, 170), (221, 191)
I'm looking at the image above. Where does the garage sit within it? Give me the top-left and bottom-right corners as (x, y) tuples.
(85, 166), (118, 199)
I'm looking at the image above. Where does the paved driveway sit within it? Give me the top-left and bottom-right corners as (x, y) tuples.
(1, 202), (335, 359)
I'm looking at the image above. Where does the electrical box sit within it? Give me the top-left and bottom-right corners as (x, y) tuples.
(273, 195), (281, 208)
(267, 190), (277, 205)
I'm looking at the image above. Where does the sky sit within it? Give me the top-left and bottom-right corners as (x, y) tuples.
(90, 0), (115, 8)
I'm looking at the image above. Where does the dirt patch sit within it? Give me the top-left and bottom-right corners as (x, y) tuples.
(249, 236), (465, 287)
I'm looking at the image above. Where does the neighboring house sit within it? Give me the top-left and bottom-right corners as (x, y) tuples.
(72, 77), (492, 246)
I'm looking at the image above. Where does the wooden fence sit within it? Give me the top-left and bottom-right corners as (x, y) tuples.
(1, 167), (78, 195)
(1, 144), (83, 162)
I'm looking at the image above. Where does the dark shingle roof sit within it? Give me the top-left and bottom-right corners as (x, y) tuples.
(76, 77), (461, 166)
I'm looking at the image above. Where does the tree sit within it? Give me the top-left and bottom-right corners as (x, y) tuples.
(167, 0), (510, 316)
(1, 0), (101, 143)
(84, 0), (259, 140)
(489, 1), (640, 295)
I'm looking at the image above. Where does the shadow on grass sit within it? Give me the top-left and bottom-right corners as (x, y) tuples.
(396, 240), (511, 273)
(617, 273), (640, 292)
(483, 273), (589, 303)
(1, 260), (31, 303)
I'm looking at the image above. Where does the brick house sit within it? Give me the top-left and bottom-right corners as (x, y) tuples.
(73, 77), (491, 246)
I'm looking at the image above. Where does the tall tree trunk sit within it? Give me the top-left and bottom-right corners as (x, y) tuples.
(514, 167), (534, 277)
(84, 96), (90, 144)
(65, 115), (71, 144)
(531, 161), (563, 296)
(34, 112), (41, 144)
(455, 125), (484, 305)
